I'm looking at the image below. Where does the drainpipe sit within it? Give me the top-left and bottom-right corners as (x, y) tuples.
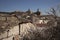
(13, 37), (14, 40)
(19, 23), (20, 35)
(7, 30), (9, 38)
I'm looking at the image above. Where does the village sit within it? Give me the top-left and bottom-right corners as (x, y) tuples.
(0, 9), (60, 40)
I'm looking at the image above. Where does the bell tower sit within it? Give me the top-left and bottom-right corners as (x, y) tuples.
(36, 9), (41, 16)
(26, 9), (32, 14)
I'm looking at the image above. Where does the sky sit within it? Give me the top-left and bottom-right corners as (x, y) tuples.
(0, 0), (60, 13)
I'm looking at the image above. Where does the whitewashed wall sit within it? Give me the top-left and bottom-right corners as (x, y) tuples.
(20, 23), (36, 37)
(0, 23), (36, 40)
(36, 20), (50, 24)
(0, 22), (56, 40)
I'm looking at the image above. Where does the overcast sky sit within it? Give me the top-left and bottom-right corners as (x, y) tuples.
(0, 0), (60, 13)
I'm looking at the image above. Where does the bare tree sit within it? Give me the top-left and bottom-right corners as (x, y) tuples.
(46, 5), (60, 40)
(47, 5), (60, 20)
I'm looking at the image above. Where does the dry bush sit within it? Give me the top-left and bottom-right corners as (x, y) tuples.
(21, 24), (60, 40)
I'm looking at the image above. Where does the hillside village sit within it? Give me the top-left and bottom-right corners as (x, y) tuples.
(0, 9), (60, 40)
